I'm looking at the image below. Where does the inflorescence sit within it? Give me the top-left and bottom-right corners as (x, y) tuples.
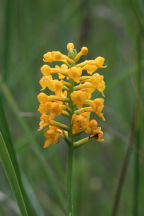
(37, 43), (106, 148)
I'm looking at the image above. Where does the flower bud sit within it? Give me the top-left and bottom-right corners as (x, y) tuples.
(81, 47), (88, 55)
(67, 43), (74, 51)
(68, 49), (77, 59)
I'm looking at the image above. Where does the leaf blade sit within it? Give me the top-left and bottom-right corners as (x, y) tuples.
(0, 132), (32, 216)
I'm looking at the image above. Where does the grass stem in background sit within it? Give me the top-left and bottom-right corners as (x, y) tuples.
(112, 113), (135, 216)
(133, 26), (142, 216)
(2, 0), (12, 81)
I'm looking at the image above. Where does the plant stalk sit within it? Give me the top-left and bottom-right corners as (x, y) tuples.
(67, 78), (75, 216)
(67, 143), (74, 216)
(112, 112), (135, 216)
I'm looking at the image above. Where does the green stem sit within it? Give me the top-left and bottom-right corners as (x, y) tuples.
(67, 78), (75, 216)
(112, 112), (135, 216)
(74, 136), (89, 148)
(67, 143), (74, 216)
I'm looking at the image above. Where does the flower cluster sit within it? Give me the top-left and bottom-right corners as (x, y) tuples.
(37, 43), (106, 148)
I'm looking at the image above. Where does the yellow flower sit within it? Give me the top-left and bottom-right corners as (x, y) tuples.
(38, 102), (52, 114)
(40, 65), (51, 76)
(43, 52), (53, 63)
(68, 67), (82, 83)
(75, 46), (88, 61)
(71, 114), (81, 134)
(55, 64), (68, 79)
(43, 51), (74, 64)
(81, 47), (88, 55)
(43, 51), (63, 62)
(37, 42), (106, 148)
(51, 102), (64, 115)
(88, 73), (105, 95)
(38, 114), (51, 131)
(38, 102), (64, 116)
(70, 90), (90, 108)
(77, 74), (105, 95)
(72, 112), (90, 134)
(52, 80), (64, 96)
(82, 57), (106, 74)
(89, 119), (98, 131)
(40, 75), (64, 96)
(85, 119), (98, 133)
(67, 43), (74, 51)
(86, 98), (105, 120)
(37, 92), (48, 103)
(94, 56), (105, 68)
(83, 64), (98, 75)
(39, 75), (52, 90)
(81, 85), (95, 97)
(44, 126), (62, 148)
(93, 127), (104, 142)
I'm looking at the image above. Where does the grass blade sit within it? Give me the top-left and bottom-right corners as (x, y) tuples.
(0, 131), (33, 216)
(0, 98), (19, 174)
(112, 112), (135, 216)
(0, 97), (35, 215)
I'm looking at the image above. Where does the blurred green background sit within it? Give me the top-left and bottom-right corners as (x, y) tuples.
(0, 0), (144, 215)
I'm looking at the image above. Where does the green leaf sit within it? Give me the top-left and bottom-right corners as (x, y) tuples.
(0, 97), (19, 173)
(0, 131), (34, 216)
(0, 97), (35, 215)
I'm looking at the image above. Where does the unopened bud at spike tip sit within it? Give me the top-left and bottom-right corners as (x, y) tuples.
(67, 43), (74, 51)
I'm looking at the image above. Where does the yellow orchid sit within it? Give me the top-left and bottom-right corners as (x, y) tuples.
(37, 42), (106, 148)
